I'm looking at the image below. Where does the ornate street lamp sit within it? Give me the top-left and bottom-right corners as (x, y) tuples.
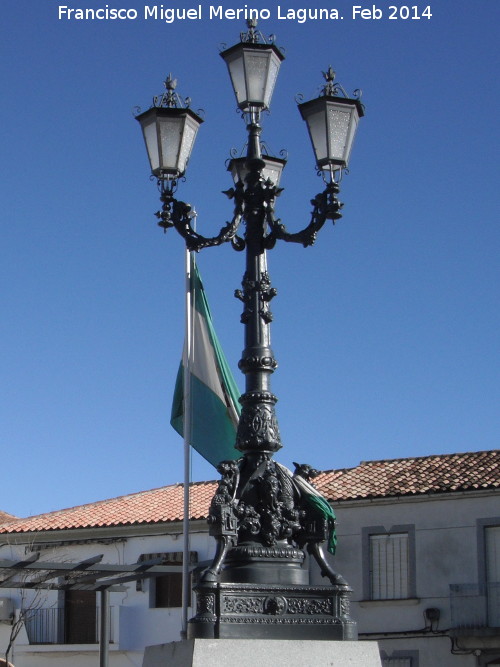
(298, 65), (364, 179)
(136, 73), (203, 181)
(136, 20), (364, 641)
(220, 21), (285, 112)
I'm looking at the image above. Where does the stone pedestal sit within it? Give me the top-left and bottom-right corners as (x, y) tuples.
(143, 639), (382, 667)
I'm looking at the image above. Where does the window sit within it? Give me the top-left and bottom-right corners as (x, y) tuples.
(139, 551), (197, 609)
(381, 651), (418, 667)
(154, 572), (183, 608)
(485, 525), (500, 626)
(363, 525), (416, 601)
(64, 590), (96, 643)
(370, 533), (409, 600)
(477, 518), (500, 629)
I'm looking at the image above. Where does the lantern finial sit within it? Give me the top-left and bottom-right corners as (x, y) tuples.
(322, 66), (337, 95)
(151, 73), (193, 110)
(238, 18), (275, 46)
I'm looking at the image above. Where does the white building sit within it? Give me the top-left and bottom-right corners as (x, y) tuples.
(0, 449), (498, 667)
(318, 450), (500, 666)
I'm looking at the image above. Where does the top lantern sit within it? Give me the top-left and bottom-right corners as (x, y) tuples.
(220, 22), (285, 112)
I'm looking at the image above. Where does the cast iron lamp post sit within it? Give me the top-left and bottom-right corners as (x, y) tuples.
(137, 20), (363, 641)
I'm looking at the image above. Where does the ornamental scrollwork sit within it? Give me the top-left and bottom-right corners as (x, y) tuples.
(223, 596), (264, 614)
(340, 595), (351, 616)
(235, 271), (277, 324)
(236, 402), (282, 452)
(197, 594), (216, 615)
(286, 597), (333, 615)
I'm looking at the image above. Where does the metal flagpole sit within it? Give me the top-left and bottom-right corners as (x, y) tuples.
(181, 247), (193, 637)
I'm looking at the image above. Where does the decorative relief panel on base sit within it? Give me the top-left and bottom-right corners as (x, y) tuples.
(189, 582), (357, 641)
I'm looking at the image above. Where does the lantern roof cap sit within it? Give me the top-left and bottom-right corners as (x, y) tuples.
(297, 66), (365, 119)
(318, 65), (365, 116)
(220, 19), (285, 60)
(134, 73), (203, 120)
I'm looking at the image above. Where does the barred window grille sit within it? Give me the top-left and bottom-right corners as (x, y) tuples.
(370, 533), (409, 600)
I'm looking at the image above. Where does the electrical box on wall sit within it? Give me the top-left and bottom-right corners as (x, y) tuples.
(0, 598), (14, 622)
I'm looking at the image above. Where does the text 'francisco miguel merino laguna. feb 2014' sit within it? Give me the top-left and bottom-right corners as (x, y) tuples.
(57, 5), (433, 23)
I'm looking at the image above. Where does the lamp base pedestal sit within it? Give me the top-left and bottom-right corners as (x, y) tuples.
(143, 639), (382, 667)
(187, 580), (356, 641)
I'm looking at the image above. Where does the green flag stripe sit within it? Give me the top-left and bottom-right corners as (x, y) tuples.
(171, 366), (241, 467)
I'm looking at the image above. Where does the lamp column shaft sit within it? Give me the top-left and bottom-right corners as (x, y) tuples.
(235, 114), (282, 456)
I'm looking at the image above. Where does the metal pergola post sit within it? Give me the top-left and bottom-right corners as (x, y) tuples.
(99, 588), (110, 667)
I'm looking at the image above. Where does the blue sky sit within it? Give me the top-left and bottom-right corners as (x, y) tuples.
(1, 0), (498, 518)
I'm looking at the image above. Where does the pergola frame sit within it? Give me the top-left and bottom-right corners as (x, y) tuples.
(0, 553), (188, 667)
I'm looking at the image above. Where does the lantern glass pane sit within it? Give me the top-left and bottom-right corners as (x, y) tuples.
(230, 160), (247, 184)
(229, 157), (285, 187)
(344, 109), (360, 166)
(158, 115), (183, 172)
(327, 106), (351, 161)
(141, 116), (160, 174)
(226, 51), (247, 107)
(306, 109), (328, 164)
(263, 52), (280, 108)
(262, 160), (284, 186)
(178, 115), (200, 174)
(245, 51), (270, 105)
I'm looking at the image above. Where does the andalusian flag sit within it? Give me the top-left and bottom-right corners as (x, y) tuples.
(170, 254), (241, 467)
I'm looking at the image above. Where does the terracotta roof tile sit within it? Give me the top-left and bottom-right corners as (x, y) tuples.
(0, 481), (216, 535)
(315, 449), (500, 501)
(0, 450), (498, 534)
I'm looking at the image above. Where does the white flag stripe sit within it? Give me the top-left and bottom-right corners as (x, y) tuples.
(183, 308), (231, 408)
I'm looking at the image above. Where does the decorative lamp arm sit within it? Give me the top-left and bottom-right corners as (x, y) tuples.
(155, 184), (245, 252)
(266, 181), (343, 248)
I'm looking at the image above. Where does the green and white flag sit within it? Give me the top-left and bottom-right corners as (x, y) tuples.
(170, 254), (242, 467)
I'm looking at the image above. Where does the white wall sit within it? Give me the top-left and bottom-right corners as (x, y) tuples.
(317, 491), (500, 666)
